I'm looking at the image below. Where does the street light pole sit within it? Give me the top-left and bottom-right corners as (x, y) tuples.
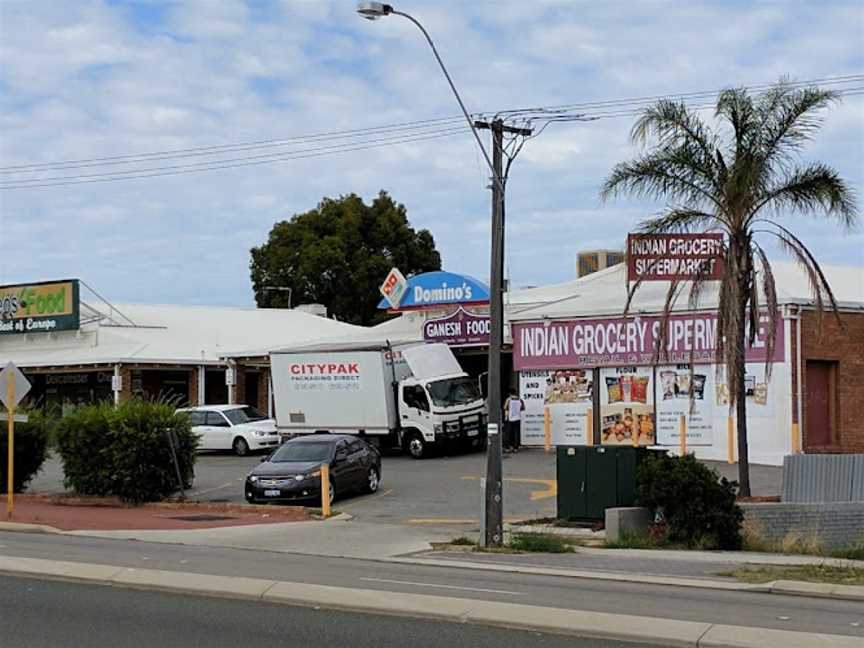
(357, 2), (508, 546)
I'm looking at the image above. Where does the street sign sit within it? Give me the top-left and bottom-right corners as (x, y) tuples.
(0, 413), (28, 423)
(379, 267), (408, 309)
(0, 362), (30, 409)
(627, 233), (724, 282)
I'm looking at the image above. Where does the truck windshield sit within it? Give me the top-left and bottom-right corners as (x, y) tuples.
(224, 406), (268, 425)
(426, 377), (481, 408)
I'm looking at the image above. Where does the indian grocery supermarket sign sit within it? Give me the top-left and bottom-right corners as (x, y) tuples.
(423, 307), (490, 347)
(0, 279), (80, 335)
(377, 271), (490, 310)
(627, 233), (725, 282)
(513, 312), (783, 370)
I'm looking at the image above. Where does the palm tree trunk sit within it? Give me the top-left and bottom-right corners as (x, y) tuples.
(736, 280), (752, 498)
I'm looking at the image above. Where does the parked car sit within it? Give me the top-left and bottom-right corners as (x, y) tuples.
(177, 405), (280, 456)
(245, 434), (381, 505)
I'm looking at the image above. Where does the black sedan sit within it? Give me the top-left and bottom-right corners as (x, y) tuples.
(245, 434), (381, 505)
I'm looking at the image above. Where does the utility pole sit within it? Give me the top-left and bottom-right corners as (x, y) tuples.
(475, 118), (532, 547)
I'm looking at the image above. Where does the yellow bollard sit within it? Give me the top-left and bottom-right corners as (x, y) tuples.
(7, 373), (15, 519)
(586, 408), (593, 446)
(543, 407), (551, 453)
(679, 414), (687, 456)
(320, 464), (331, 518)
(791, 422), (801, 454)
(727, 416), (735, 464)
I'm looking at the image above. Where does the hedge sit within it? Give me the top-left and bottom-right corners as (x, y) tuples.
(0, 409), (50, 493)
(636, 453), (743, 550)
(55, 399), (197, 504)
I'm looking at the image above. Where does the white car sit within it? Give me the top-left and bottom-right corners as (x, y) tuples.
(177, 405), (280, 456)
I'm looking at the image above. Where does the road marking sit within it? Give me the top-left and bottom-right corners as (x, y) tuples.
(462, 476), (557, 501)
(359, 577), (523, 596)
(188, 482), (235, 497)
(406, 517), (523, 525)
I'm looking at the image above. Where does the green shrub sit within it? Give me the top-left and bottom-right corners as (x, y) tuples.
(0, 409), (50, 492)
(636, 453), (743, 550)
(55, 399), (197, 504)
(508, 532), (575, 553)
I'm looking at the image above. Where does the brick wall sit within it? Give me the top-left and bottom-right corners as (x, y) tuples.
(800, 310), (864, 453)
(257, 367), (271, 415)
(742, 502), (864, 550)
(188, 369), (199, 406)
(232, 364), (246, 405)
(120, 366), (133, 402)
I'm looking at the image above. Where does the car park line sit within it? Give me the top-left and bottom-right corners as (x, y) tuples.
(187, 482), (236, 497)
(461, 476), (557, 501)
(359, 577), (523, 596)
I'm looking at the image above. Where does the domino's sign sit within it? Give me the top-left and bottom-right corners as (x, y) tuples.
(377, 271), (490, 310)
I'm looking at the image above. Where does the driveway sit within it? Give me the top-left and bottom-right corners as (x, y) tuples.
(27, 448), (781, 530)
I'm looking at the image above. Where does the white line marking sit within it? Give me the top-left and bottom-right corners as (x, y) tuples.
(188, 482), (234, 496)
(359, 577), (523, 596)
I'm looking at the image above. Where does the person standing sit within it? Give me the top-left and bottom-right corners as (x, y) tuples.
(503, 389), (525, 453)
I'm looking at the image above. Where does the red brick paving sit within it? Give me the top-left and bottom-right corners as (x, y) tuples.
(4, 495), (312, 531)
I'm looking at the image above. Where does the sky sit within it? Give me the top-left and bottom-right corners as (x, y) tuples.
(1, 0), (862, 307)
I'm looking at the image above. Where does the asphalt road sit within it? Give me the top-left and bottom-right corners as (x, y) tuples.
(27, 450), (781, 527)
(1, 532), (860, 638)
(1, 575), (662, 648)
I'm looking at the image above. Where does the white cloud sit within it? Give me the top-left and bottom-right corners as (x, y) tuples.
(0, 0), (861, 305)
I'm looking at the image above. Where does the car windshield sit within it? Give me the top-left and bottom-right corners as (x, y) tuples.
(426, 377), (481, 408)
(270, 442), (332, 463)
(224, 406), (268, 425)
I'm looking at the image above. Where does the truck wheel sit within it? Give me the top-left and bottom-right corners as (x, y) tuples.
(406, 432), (426, 459)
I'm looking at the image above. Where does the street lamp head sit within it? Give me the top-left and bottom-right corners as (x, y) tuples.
(356, 2), (394, 20)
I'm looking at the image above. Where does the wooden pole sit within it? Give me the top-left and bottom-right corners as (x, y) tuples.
(586, 409), (593, 446)
(320, 464), (331, 518)
(727, 416), (735, 464)
(679, 414), (687, 456)
(791, 422), (801, 454)
(7, 372), (15, 518)
(543, 406), (551, 453)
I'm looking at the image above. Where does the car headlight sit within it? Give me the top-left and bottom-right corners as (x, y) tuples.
(252, 430), (267, 437)
(249, 476), (258, 483)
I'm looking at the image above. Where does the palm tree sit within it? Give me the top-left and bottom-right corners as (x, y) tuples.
(600, 80), (858, 496)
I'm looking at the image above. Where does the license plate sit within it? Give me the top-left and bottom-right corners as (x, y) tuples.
(264, 489), (281, 497)
(466, 429), (478, 437)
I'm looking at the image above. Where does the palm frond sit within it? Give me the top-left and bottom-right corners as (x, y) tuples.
(651, 276), (687, 365)
(752, 164), (858, 228)
(752, 242), (778, 381)
(716, 87), (759, 157)
(768, 220), (843, 329)
(600, 150), (723, 210)
(759, 82), (840, 168)
(638, 208), (727, 234)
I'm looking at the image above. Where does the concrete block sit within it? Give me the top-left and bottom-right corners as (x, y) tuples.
(700, 624), (862, 647)
(465, 600), (709, 647)
(605, 506), (652, 542)
(110, 567), (275, 600)
(263, 581), (475, 620)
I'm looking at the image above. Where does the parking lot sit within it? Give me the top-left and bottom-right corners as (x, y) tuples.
(29, 447), (780, 530)
(29, 447), (559, 527)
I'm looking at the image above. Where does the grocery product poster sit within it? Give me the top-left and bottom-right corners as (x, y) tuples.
(655, 365), (714, 445)
(715, 363), (774, 417)
(599, 367), (655, 445)
(519, 369), (593, 446)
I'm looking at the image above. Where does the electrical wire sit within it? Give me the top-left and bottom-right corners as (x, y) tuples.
(2, 74), (860, 190)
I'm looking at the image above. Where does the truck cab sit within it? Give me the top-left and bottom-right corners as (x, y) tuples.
(398, 372), (486, 459)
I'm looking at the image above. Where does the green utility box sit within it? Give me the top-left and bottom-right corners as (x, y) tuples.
(556, 446), (664, 520)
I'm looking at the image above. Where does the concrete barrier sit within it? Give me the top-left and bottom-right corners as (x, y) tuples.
(605, 506), (652, 542)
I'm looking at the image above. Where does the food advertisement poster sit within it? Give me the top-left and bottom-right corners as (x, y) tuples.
(599, 367), (655, 446)
(715, 363), (774, 417)
(519, 369), (592, 446)
(656, 365), (714, 446)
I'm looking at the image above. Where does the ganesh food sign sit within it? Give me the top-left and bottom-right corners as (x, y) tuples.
(422, 307), (490, 347)
(627, 233), (725, 282)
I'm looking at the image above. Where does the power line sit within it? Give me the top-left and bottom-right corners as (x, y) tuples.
(2, 74), (861, 190)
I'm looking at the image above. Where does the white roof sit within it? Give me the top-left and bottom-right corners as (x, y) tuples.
(0, 303), (364, 369)
(509, 261), (864, 321)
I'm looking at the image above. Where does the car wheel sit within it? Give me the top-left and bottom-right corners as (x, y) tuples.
(233, 437), (250, 456)
(406, 432), (426, 459)
(365, 466), (380, 493)
(328, 480), (336, 505)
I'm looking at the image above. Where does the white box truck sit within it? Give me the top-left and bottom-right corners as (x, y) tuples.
(270, 342), (487, 459)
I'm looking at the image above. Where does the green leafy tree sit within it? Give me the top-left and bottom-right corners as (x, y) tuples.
(601, 81), (858, 496)
(250, 192), (441, 325)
